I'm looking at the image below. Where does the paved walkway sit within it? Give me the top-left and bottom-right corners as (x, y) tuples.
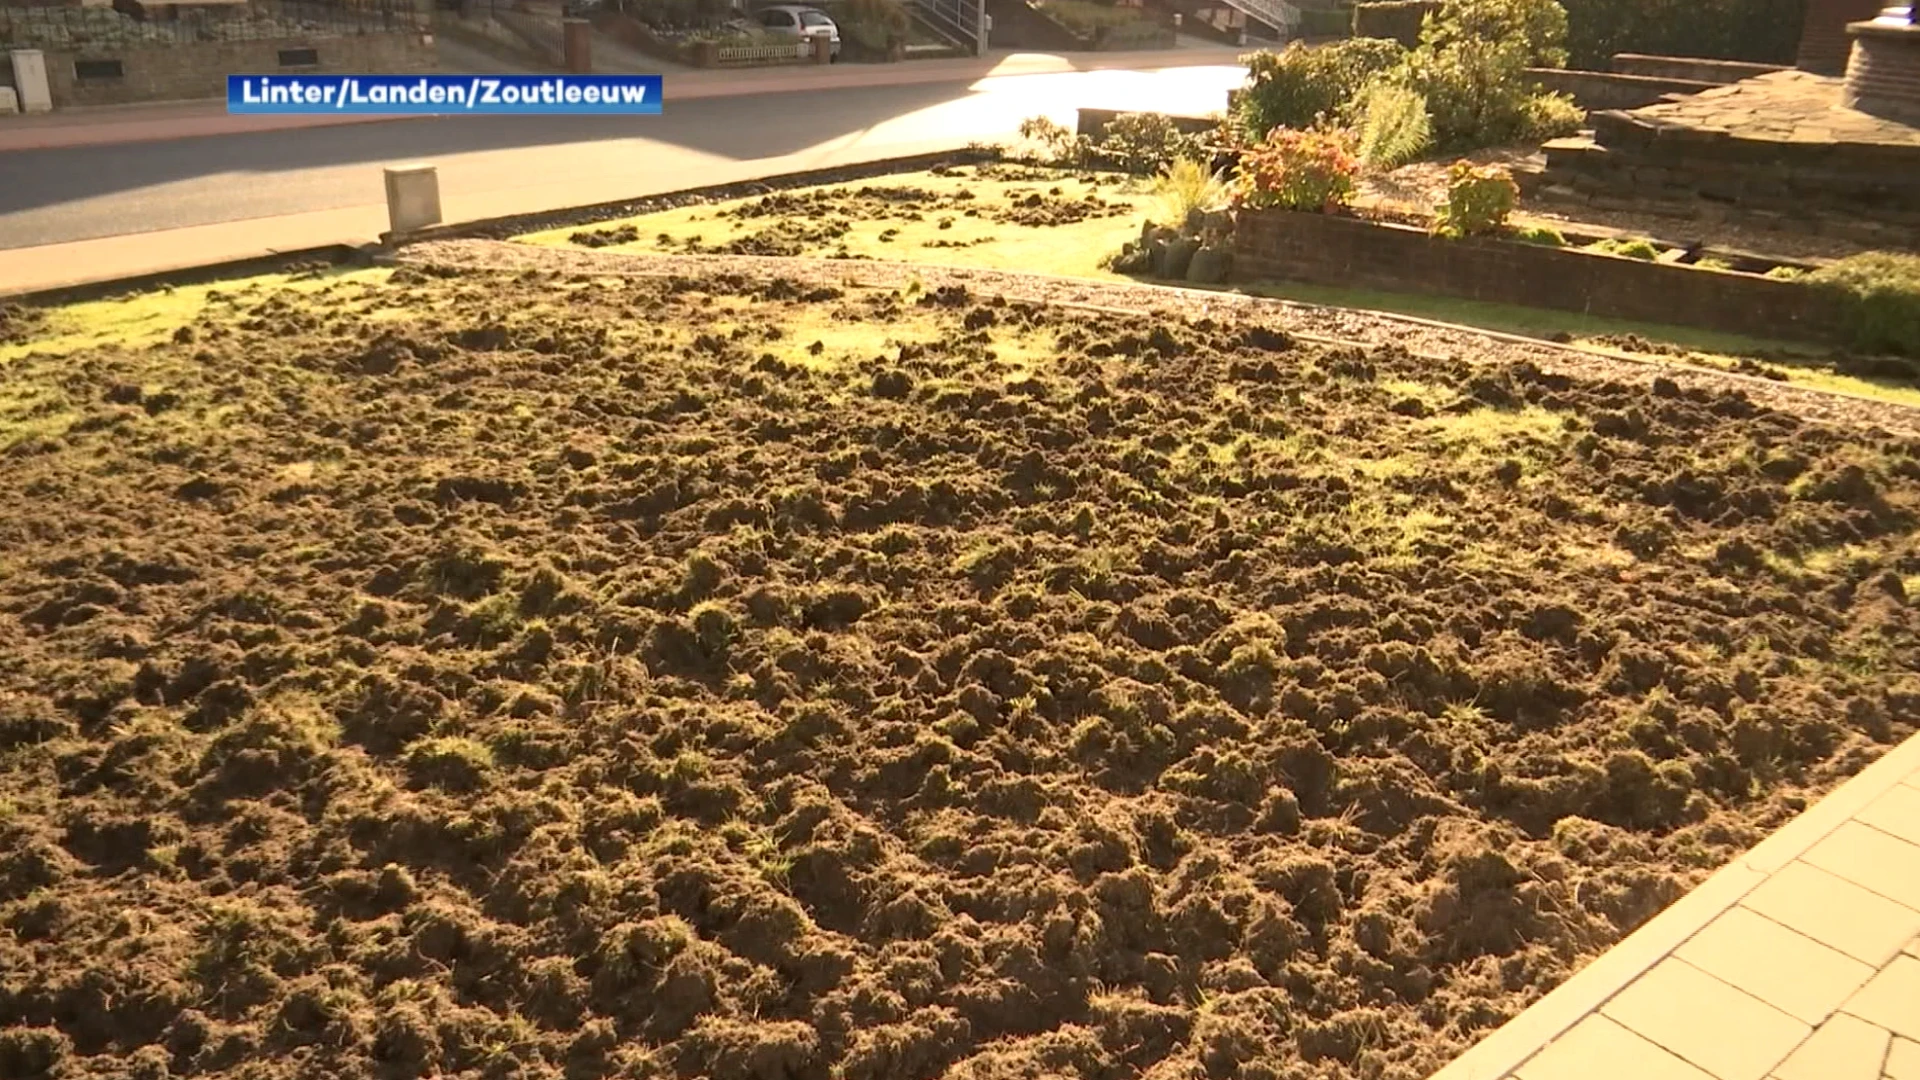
(1435, 731), (1920, 1080)
(0, 44), (1245, 152)
(1626, 69), (1920, 148)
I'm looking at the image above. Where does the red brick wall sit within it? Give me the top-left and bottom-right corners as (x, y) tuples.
(1798, 0), (1884, 74)
(1232, 209), (1848, 346)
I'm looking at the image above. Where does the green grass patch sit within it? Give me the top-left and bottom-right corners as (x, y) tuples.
(514, 169), (1148, 282)
(0, 267), (393, 363)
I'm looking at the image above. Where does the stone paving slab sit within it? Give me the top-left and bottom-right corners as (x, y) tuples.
(1623, 69), (1920, 148)
(1430, 729), (1920, 1080)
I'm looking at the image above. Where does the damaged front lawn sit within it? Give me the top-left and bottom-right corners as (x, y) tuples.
(2, 261), (1919, 1080)
(505, 148), (1920, 411)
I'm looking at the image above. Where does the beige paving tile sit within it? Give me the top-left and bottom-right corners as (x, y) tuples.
(1802, 821), (1920, 910)
(1602, 959), (1810, 1080)
(1740, 861), (1920, 966)
(1769, 1012), (1890, 1080)
(1888, 1037), (1920, 1080)
(1514, 1014), (1716, 1080)
(1842, 956), (1920, 1042)
(1676, 906), (1876, 1025)
(1861, 784), (1920, 847)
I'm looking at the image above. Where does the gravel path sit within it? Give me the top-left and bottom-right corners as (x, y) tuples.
(393, 238), (1920, 436)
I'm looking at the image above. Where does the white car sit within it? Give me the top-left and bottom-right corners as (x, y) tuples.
(756, 4), (842, 58)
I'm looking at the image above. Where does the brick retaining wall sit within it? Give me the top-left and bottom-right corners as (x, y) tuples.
(1232, 208), (1847, 344)
(1610, 53), (1789, 83)
(1526, 67), (1719, 110)
(44, 31), (432, 106)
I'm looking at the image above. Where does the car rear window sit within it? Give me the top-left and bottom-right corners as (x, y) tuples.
(800, 11), (831, 24)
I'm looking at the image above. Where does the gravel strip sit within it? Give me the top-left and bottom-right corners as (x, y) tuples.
(393, 238), (1920, 436)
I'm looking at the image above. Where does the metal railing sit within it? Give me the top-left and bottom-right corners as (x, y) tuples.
(1220, 0), (1298, 35)
(906, 0), (975, 51)
(0, 0), (422, 48)
(712, 37), (805, 58)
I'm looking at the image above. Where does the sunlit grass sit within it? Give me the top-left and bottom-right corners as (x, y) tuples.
(1, 267), (394, 362)
(513, 169), (1150, 281)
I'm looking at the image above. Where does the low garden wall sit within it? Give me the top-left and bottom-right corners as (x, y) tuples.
(1232, 208), (1848, 344)
(1075, 107), (1218, 138)
(1609, 52), (1787, 82)
(41, 30), (431, 106)
(1525, 66), (1718, 110)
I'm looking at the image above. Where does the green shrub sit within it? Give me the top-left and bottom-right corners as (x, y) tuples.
(1585, 237), (1659, 260)
(1351, 0), (1442, 46)
(829, 0), (910, 50)
(1520, 90), (1585, 139)
(1806, 252), (1920, 357)
(1298, 5), (1356, 36)
(1234, 127), (1361, 213)
(1558, 0), (1802, 71)
(1034, 0), (1144, 31)
(1695, 256), (1732, 271)
(1151, 157), (1232, 226)
(1350, 80), (1433, 170)
(1364, 0), (1578, 151)
(1093, 112), (1207, 174)
(1419, 0), (1570, 67)
(1016, 115), (1085, 166)
(1432, 160), (1519, 237)
(1511, 224), (1566, 246)
(1098, 18), (1172, 45)
(1232, 37), (1408, 142)
(1764, 265), (1806, 281)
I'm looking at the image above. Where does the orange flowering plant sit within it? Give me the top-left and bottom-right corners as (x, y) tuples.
(1232, 127), (1360, 214)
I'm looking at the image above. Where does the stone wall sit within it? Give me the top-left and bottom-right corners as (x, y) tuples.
(1541, 109), (1920, 243)
(1232, 208), (1848, 344)
(43, 30), (432, 106)
(1610, 52), (1789, 82)
(1526, 67), (1720, 110)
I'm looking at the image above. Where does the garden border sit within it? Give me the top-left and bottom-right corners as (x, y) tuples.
(1232, 207), (1851, 346)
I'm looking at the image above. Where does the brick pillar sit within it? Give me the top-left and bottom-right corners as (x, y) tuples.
(1798, 0), (1886, 74)
(563, 17), (591, 71)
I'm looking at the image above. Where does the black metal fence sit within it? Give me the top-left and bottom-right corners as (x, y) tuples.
(0, 0), (424, 48)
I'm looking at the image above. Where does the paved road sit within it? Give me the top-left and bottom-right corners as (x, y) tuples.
(0, 64), (1244, 251)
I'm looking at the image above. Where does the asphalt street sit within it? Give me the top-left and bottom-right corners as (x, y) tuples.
(0, 64), (1245, 251)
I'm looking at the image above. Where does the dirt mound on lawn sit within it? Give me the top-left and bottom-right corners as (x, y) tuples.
(0, 267), (1916, 1080)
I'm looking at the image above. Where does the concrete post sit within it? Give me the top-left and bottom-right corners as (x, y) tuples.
(811, 33), (831, 62)
(9, 50), (53, 113)
(563, 17), (591, 72)
(384, 164), (443, 236)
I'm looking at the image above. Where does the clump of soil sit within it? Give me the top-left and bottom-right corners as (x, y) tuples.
(1, 268), (1916, 1080)
(0, 302), (47, 345)
(569, 224), (641, 248)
